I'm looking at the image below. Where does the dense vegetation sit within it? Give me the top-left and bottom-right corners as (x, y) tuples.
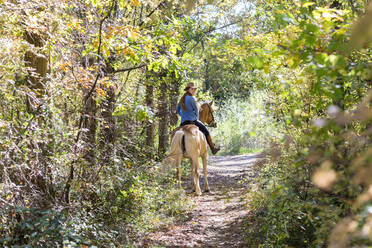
(0, 0), (371, 247)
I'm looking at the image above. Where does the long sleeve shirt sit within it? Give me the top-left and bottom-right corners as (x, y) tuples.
(176, 95), (199, 123)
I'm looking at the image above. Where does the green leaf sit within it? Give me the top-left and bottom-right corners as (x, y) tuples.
(247, 56), (264, 69)
(303, 2), (315, 8)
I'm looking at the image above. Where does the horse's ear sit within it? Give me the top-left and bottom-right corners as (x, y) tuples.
(209, 100), (214, 106)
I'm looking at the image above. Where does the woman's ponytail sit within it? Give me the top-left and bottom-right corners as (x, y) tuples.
(179, 92), (192, 111)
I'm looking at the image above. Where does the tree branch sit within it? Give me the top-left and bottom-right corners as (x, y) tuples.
(84, 2), (116, 105)
(183, 19), (244, 55)
(139, 0), (167, 27)
(205, 20), (241, 34)
(113, 63), (147, 73)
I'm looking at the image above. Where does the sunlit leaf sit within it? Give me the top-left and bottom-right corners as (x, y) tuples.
(303, 2), (315, 8)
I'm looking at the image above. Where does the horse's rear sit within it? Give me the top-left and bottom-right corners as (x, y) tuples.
(167, 125), (209, 196)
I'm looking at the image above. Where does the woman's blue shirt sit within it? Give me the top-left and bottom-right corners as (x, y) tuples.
(176, 95), (199, 123)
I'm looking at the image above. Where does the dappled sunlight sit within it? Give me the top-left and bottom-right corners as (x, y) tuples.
(212, 92), (284, 155)
(145, 154), (259, 247)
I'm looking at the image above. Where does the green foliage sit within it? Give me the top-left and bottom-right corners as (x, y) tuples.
(0, 207), (65, 247)
(0, 0), (198, 246)
(244, 1), (372, 247)
(212, 90), (283, 155)
(247, 152), (354, 247)
(1, 0), (371, 247)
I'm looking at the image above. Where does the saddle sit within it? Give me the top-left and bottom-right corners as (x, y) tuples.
(170, 125), (198, 139)
(170, 125), (199, 154)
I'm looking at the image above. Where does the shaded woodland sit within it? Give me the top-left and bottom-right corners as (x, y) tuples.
(0, 0), (371, 247)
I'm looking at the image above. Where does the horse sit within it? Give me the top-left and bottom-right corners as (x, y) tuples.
(167, 101), (217, 196)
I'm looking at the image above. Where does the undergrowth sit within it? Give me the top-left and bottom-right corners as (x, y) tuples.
(0, 153), (189, 247)
(212, 90), (283, 155)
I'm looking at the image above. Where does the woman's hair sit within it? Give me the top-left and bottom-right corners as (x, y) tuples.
(179, 92), (192, 111)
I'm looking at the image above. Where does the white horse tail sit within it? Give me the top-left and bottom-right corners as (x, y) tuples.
(167, 130), (184, 161)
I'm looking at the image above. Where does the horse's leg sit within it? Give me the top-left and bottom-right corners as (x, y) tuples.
(202, 153), (210, 192)
(192, 157), (201, 196)
(189, 158), (196, 192)
(176, 155), (182, 189)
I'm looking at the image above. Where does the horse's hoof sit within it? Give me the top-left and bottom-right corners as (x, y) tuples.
(204, 189), (210, 193)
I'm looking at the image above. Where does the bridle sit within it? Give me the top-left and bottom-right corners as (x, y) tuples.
(204, 103), (216, 127)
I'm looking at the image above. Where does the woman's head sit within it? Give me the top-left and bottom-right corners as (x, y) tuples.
(184, 82), (198, 96)
(179, 82), (198, 111)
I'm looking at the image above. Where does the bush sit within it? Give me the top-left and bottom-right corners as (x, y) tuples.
(0, 162), (188, 247)
(247, 156), (348, 248)
(246, 97), (371, 247)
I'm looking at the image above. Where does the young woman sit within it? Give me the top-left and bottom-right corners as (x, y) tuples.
(176, 82), (220, 154)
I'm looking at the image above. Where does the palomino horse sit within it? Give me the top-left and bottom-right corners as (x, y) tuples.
(167, 101), (217, 195)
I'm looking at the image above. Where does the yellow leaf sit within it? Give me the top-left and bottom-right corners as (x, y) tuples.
(145, 44), (151, 51)
(287, 57), (294, 67)
(96, 88), (106, 97)
(131, 0), (140, 7)
(93, 40), (99, 49)
(102, 46), (110, 57)
(127, 29), (139, 40)
(335, 28), (346, 36)
(106, 30), (113, 39)
(294, 109), (301, 116)
(302, 2), (315, 8)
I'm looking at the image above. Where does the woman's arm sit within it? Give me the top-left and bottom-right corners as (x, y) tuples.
(189, 96), (199, 120)
(176, 103), (181, 114)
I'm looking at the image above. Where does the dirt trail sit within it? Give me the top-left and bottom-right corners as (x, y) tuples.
(143, 154), (262, 248)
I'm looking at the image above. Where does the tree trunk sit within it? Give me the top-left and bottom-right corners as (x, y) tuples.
(100, 85), (116, 165)
(24, 31), (48, 97)
(169, 76), (181, 127)
(82, 93), (97, 166)
(145, 79), (155, 148)
(204, 58), (210, 91)
(23, 30), (55, 200)
(158, 77), (170, 155)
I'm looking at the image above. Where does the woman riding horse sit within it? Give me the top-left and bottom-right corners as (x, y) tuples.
(176, 82), (220, 155)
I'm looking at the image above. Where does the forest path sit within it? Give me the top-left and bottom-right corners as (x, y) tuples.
(143, 154), (263, 248)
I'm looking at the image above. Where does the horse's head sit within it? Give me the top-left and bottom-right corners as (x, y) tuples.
(199, 101), (217, 128)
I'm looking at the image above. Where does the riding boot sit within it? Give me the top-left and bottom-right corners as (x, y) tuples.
(206, 135), (220, 155)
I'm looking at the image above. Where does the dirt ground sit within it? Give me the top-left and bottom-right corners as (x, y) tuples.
(141, 154), (263, 248)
